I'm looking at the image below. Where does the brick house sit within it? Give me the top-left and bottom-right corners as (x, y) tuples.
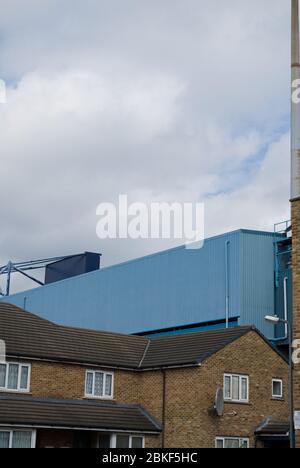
(0, 303), (289, 448)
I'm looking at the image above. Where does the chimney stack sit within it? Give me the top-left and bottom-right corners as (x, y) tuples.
(291, 0), (300, 449)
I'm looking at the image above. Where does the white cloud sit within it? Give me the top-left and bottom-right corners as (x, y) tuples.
(0, 0), (292, 290)
(206, 133), (290, 236)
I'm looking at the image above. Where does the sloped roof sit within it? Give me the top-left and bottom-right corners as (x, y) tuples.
(0, 395), (161, 433)
(0, 302), (148, 369)
(141, 326), (253, 369)
(0, 302), (281, 369)
(255, 418), (290, 436)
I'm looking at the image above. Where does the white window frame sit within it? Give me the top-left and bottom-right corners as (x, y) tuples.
(110, 434), (145, 449)
(0, 429), (36, 448)
(215, 437), (249, 449)
(272, 379), (283, 399)
(85, 370), (114, 399)
(224, 374), (249, 403)
(0, 362), (31, 393)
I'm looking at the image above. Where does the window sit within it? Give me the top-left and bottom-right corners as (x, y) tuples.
(131, 437), (144, 449)
(0, 430), (36, 449)
(216, 437), (249, 449)
(115, 435), (129, 448)
(0, 363), (30, 393)
(98, 434), (145, 449)
(272, 379), (283, 399)
(224, 374), (249, 403)
(85, 370), (114, 399)
(112, 435), (144, 449)
(0, 432), (10, 449)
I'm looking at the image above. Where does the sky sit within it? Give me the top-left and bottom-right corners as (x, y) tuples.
(0, 0), (293, 292)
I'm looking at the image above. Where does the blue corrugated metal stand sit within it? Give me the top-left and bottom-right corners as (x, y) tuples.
(0, 229), (283, 338)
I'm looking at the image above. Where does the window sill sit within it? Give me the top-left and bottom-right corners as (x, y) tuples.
(0, 389), (31, 395)
(224, 400), (251, 406)
(83, 396), (115, 402)
(271, 397), (284, 401)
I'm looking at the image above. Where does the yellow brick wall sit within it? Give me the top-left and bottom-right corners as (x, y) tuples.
(30, 362), (140, 403)
(29, 362), (156, 447)
(6, 330), (288, 448)
(138, 371), (164, 422)
(138, 371), (164, 448)
(162, 332), (288, 448)
(292, 199), (300, 448)
(30, 362), (85, 399)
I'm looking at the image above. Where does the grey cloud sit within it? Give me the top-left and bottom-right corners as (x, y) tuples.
(0, 0), (292, 292)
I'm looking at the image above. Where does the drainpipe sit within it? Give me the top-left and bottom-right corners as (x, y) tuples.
(161, 370), (166, 449)
(225, 241), (230, 328)
(272, 276), (289, 342)
(284, 276), (289, 337)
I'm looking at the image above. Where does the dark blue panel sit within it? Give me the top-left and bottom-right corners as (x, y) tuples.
(45, 253), (101, 284)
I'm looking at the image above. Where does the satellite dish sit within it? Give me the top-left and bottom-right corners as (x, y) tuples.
(214, 388), (224, 417)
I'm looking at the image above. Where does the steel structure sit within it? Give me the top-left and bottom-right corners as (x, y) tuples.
(0, 256), (76, 297)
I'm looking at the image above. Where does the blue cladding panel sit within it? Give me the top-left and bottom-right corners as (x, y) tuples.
(238, 232), (276, 338)
(143, 319), (239, 338)
(1, 230), (277, 337)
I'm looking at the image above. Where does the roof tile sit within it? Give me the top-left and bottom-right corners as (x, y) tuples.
(0, 302), (257, 369)
(0, 395), (161, 433)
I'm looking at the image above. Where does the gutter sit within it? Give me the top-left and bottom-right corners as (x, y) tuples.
(5, 354), (201, 372)
(0, 423), (161, 435)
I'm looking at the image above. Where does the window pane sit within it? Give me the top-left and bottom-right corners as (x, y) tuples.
(20, 366), (29, 390)
(0, 432), (10, 448)
(105, 374), (112, 397)
(0, 364), (6, 388)
(232, 376), (239, 400)
(99, 434), (111, 448)
(86, 372), (93, 395)
(94, 372), (104, 396)
(131, 437), (143, 449)
(224, 376), (231, 399)
(225, 438), (240, 449)
(7, 364), (19, 390)
(216, 439), (224, 449)
(240, 439), (249, 449)
(273, 381), (282, 397)
(116, 435), (130, 448)
(12, 431), (32, 449)
(241, 378), (248, 400)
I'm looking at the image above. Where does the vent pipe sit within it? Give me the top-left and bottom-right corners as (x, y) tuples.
(291, 0), (300, 200)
